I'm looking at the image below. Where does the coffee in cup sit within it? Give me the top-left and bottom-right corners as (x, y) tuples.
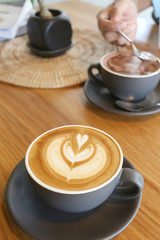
(27, 125), (121, 191)
(25, 125), (144, 213)
(103, 50), (159, 76)
(88, 50), (160, 102)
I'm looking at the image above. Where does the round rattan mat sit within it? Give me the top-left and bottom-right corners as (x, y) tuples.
(0, 28), (120, 88)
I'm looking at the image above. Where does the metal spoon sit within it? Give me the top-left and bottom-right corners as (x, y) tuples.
(118, 30), (158, 62)
(115, 100), (160, 112)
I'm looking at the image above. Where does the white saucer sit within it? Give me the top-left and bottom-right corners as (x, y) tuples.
(6, 157), (142, 240)
(84, 74), (160, 116)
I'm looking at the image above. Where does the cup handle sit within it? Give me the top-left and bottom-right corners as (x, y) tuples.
(88, 63), (104, 86)
(109, 168), (144, 201)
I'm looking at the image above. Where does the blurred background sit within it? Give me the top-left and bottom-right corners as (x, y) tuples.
(34, 0), (155, 24)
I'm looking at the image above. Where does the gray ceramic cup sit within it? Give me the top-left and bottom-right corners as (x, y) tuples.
(88, 52), (160, 102)
(25, 125), (144, 213)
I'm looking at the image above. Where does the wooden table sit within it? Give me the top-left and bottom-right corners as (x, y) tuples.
(0, 1), (160, 240)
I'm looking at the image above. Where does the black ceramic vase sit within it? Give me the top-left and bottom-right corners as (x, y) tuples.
(27, 9), (73, 57)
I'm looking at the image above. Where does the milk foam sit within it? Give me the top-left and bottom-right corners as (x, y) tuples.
(46, 134), (107, 181)
(28, 126), (121, 191)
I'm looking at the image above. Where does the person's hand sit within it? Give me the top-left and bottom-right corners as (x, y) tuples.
(97, 0), (138, 46)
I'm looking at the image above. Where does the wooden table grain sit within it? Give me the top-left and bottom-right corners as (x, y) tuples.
(0, 1), (160, 240)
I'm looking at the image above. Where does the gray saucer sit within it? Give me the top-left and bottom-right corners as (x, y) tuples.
(84, 74), (160, 116)
(6, 157), (142, 240)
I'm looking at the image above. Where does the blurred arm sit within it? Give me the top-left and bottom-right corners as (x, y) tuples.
(133, 0), (152, 12)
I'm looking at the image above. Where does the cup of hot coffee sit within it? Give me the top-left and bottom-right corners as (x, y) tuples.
(25, 125), (144, 213)
(88, 50), (160, 102)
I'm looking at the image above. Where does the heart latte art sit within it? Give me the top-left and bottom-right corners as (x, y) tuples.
(28, 126), (121, 191)
(46, 133), (107, 181)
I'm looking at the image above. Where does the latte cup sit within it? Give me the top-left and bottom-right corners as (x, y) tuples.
(88, 51), (160, 102)
(25, 125), (144, 213)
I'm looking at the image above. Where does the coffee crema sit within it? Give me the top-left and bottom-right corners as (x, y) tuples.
(103, 50), (160, 76)
(28, 126), (121, 191)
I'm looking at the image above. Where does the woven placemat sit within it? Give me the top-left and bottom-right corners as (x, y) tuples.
(0, 28), (120, 88)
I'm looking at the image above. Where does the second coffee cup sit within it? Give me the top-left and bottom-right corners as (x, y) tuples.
(88, 50), (160, 102)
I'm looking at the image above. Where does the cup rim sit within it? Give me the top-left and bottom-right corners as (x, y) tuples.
(25, 125), (123, 195)
(101, 51), (160, 78)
